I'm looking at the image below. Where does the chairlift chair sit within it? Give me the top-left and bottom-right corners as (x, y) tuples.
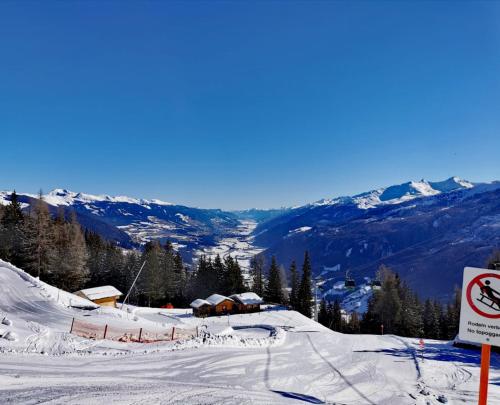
(344, 271), (356, 290)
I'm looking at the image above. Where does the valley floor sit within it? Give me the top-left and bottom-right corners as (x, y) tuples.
(0, 261), (499, 404)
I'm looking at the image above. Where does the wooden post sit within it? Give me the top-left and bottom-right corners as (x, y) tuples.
(171, 326), (175, 341)
(479, 344), (491, 405)
(103, 324), (108, 339)
(70, 318), (75, 334)
(138, 328), (143, 343)
(196, 326), (199, 337)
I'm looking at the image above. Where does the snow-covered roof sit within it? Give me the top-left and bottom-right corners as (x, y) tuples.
(190, 299), (211, 309)
(75, 286), (122, 301)
(205, 294), (233, 306)
(230, 292), (264, 305)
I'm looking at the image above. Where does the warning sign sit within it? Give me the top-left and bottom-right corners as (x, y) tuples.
(459, 267), (500, 346)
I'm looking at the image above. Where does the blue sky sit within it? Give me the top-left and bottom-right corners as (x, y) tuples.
(1, 1), (499, 209)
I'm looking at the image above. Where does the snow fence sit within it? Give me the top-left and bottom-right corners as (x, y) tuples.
(70, 318), (198, 343)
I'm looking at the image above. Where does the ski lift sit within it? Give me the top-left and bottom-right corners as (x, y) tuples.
(344, 271), (356, 290)
(371, 279), (382, 290)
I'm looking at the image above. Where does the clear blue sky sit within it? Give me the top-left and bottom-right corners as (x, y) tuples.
(1, 1), (499, 209)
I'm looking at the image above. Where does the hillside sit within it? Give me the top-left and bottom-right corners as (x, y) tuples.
(254, 178), (500, 301)
(0, 260), (498, 404)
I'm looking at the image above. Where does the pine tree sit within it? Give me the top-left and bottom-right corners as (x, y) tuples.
(318, 299), (329, 326)
(194, 256), (217, 298)
(279, 264), (289, 305)
(374, 265), (402, 334)
(0, 191), (25, 264)
(250, 255), (265, 297)
(161, 241), (176, 301)
(297, 251), (313, 318)
(289, 260), (299, 310)
(139, 241), (165, 306)
(224, 256), (245, 294)
(265, 256), (283, 304)
(119, 251), (141, 304)
(423, 299), (440, 339)
(397, 282), (423, 337)
(173, 251), (187, 304)
(445, 287), (461, 339)
(213, 254), (226, 293)
(85, 231), (107, 286)
(331, 299), (342, 331)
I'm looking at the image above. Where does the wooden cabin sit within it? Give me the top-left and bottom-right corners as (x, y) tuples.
(74, 285), (122, 308)
(205, 294), (234, 316)
(230, 292), (263, 313)
(190, 299), (212, 317)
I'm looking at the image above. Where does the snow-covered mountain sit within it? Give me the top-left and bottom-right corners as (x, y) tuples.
(311, 177), (474, 209)
(2, 176), (499, 300)
(253, 177), (500, 301)
(0, 189), (243, 258)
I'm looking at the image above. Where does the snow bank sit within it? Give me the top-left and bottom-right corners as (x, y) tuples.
(172, 325), (285, 350)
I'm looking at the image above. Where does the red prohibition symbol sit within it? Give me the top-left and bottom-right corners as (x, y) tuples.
(466, 273), (500, 319)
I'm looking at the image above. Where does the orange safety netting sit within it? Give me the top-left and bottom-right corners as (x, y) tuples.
(70, 318), (198, 343)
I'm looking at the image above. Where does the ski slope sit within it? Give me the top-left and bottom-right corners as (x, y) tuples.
(0, 260), (499, 404)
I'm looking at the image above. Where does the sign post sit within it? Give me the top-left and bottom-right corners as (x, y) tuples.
(419, 338), (425, 362)
(459, 267), (500, 405)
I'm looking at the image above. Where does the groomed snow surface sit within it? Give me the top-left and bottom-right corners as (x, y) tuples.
(0, 260), (499, 404)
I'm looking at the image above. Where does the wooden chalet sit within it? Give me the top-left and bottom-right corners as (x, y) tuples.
(205, 294), (234, 315)
(190, 299), (212, 317)
(229, 292), (263, 313)
(74, 285), (122, 308)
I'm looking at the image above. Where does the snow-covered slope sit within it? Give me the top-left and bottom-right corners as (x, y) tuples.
(313, 177), (476, 209)
(0, 259), (499, 404)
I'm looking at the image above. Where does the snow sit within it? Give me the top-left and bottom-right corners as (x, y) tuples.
(230, 292), (264, 305)
(1, 259), (500, 404)
(2, 189), (175, 209)
(197, 219), (265, 273)
(190, 299), (211, 309)
(430, 177), (474, 192)
(175, 212), (190, 222)
(310, 177), (482, 211)
(75, 286), (122, 301)
(288, 226), (312, 235)
(205, 294), (233, 306)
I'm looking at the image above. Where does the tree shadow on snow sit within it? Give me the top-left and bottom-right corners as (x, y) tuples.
(271, 390), (325, 404)
(354, 340), (500, 370)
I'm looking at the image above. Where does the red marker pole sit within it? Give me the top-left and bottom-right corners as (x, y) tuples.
(479, 343), (491, 405)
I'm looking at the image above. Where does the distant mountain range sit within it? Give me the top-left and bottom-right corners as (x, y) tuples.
(1, 176), (499, 301)
(253, 177), (500, 301)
